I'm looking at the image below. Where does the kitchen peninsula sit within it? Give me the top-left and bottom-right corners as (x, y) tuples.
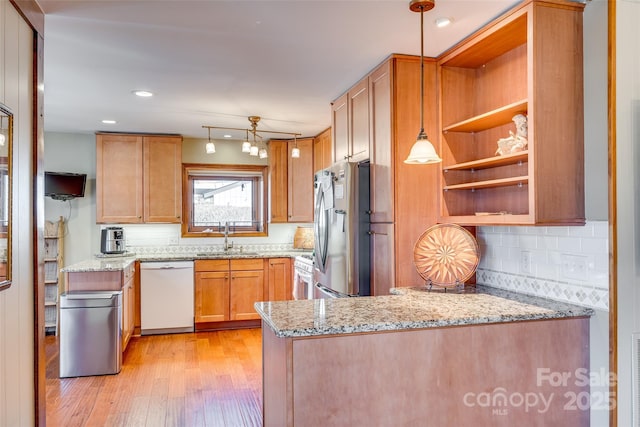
(255, 286), (593, 426)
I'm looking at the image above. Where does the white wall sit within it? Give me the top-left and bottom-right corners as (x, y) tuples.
(0, 1), (36, 425)
(43, 133), (306, 265)
(615, 0), (640, 425)
(476, 2), (610, 425)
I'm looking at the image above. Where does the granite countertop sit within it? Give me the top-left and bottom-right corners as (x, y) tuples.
(61, 250), (312, 272)
(254, 284), (594, 338)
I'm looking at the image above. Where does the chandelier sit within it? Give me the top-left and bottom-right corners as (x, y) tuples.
(202, 116), (302, 159)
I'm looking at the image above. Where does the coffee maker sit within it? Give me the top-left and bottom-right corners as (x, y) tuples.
(100, 227), (126, 254)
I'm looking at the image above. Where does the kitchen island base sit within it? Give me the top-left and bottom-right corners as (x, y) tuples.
(262, 317), (590, 426)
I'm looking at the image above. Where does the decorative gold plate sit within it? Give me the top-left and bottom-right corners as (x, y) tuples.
(413, 224), (480, 287)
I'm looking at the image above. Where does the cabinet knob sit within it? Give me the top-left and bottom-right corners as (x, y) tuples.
(366, 210), (372, 215)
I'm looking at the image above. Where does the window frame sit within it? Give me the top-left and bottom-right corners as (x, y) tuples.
(182, 163), (269, 238)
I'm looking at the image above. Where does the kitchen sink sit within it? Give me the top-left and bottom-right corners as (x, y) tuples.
(196, 251), (259, 257)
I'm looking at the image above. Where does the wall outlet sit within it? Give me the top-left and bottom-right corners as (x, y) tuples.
(561, 254), (588, 281)
(168, 236), (179, 245)
(520, 250), (532, 274)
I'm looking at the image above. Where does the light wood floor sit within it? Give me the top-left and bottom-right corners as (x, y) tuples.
(45, 328), (263, 427)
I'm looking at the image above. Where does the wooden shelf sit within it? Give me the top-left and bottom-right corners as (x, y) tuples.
(443, 151), (528, 171)
(443, 99), (528, 133)
(443, 175), (528, 191)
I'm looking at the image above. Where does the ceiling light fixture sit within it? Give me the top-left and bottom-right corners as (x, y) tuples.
(242, 130), (252, 153)
(132, 90), (153, 97)
(101, 119), (117, 124)
(405, 0), (442, 165)
(205, 127), (216, 154)
(203, 116), (302, 158)
(291, 136), (300, 158)
(435, 17), (451, 28)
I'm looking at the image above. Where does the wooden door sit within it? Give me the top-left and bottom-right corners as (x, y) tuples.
(287, 138), (314, 222)
(268, 258), (292, 301)
(268, 140), (288, 223)
(369, 60), (394, 223)
(195, 271), (230, 322)
(230, 270), (264, 320)
(331, 92), (349, 163)
(349, 77), (370, 162)
(370, 223), (395, 296)
(143, 135), (182, 223)
(96, 133), (143, 223)
(313, 127), (332, 173)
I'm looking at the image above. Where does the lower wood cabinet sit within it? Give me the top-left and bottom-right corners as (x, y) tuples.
(195, 257), (292, 327)
(122, 263), (135, 351)
(267, 258), (292, 302)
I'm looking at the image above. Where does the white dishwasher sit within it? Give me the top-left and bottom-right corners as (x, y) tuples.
(140, 261), (194, 335)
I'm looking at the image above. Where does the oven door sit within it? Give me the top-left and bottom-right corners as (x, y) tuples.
(292, 264), (313, 300)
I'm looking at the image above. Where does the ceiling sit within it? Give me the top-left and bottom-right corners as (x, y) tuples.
(38, 0), (520, 141)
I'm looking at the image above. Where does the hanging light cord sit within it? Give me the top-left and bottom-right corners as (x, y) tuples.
(419, 4), (427, 140)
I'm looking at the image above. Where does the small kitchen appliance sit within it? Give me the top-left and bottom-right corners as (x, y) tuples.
(100, 227), (126, 254)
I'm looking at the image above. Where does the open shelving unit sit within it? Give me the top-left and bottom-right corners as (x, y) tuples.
(437, 0), (585, 226)
(44, 217), (64, 335)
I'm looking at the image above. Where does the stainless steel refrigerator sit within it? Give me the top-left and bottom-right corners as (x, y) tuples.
(313, 161), (370, 298)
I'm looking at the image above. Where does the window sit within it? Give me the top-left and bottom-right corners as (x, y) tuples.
(182, 164), (268, 238)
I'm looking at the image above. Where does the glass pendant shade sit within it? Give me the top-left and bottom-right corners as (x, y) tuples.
(291, 147), (300, 158)
(205, 141), (216, 154)
(249, 145), (259, 156)
(404, 132), (441, 164)
(242, 140), (252, 153)
(0, 133), (5, 146)
(259, 147), (268, 159)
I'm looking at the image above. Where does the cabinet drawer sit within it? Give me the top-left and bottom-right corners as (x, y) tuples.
(195, 259), (230, 272)
(230, 258), (264, 271)
(124, 262), (136, 281)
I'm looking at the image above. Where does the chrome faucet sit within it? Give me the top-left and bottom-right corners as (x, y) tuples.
(224, 221), (234, 252)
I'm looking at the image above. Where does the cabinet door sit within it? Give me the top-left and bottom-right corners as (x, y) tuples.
(369, 61), (394, 223)
(268, 258), (292, 301)
(348, 77), (370, 162)
(314, 128), (332, 173)
(370, 223), (395, 296)
(268, 140), (288, 223)
(331, 92), (349, 163)
(230, 270), (264, 320)
(122, 276), (134, 351)
(96, 134), (143, 223)
(143, 136), (182, 223)
(287, 138), (314, 222)
(195, 271), (230, 322)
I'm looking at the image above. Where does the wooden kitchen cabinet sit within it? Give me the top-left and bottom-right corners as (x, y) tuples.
(267, 257), (292, 301)
(437, 0), (585, 225)
(313, 127), (332, 172)
(194, 258), (265, 326)
(122, 262), (135, 351)
(367, 55), (441, 289)
(331, 76), (370, 163)
(268, 138), (314, 223)
(96, 133), (182, 224)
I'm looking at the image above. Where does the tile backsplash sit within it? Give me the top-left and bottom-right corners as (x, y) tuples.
(476, 221), (609, 311)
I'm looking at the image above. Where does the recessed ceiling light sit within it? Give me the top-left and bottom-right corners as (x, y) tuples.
(223, 134), (232, 138)
(435, 17), (452, 28)
(132, 90), (153, 97)
(101, 119), (117, 124)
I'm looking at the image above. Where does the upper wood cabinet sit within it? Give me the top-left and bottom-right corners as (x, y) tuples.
(269, 138), (314, 223)
(313, 127), (332, 172)
(332, 76), (370, 163)
(437, 0), (585, 225)
(96, 133), (182, 224)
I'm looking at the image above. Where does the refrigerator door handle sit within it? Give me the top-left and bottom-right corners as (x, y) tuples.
(313, 183), (329, 272)
(315, 283), (352, 298)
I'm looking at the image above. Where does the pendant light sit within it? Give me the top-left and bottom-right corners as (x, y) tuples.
(0, 116), (5, 146)
(404, 0), (442, 165)
(291, 136), (300, 158)
(241, 130), (251, 153)
(205, 127), (216, 154)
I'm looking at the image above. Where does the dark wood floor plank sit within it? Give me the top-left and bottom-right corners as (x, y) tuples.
(45, 328), (263, 426)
